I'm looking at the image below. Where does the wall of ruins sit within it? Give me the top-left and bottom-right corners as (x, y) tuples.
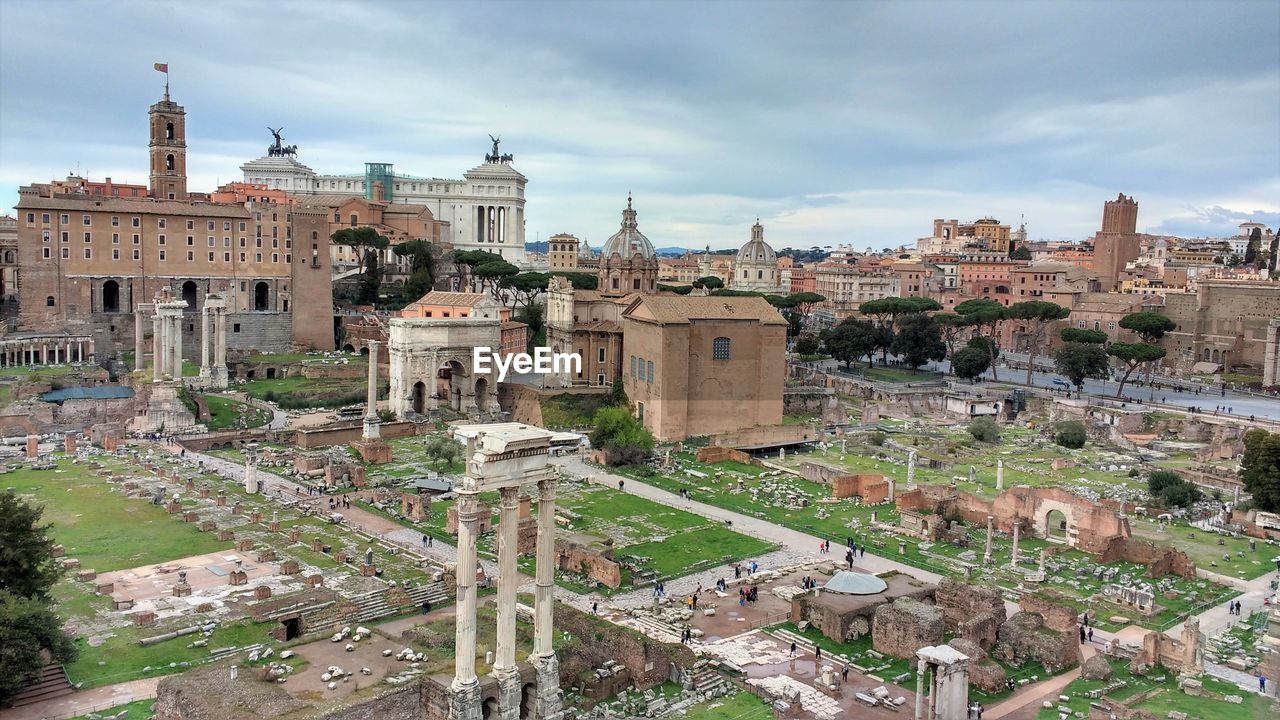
(871, 597), (945, 659)
(1096, 536), (1196, 579)
(895, 485), (1131, 554)
(935, 578), (1006, 650)
(556, 537), (622, 588)
(993, 610), (1079, 672)
(695, 445), (759, 465)
(293, 420), (419, 449)
(831, 473), (889, 503)
(553, 602), (697, 689)
(707, 423), (817, 449)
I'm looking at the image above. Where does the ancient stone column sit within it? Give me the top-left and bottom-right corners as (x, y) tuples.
(244, 460), (258, 494)
(907, 450), (917, 490)
(983, 515), (993, 566)
(135, 304), (151, 371)
(1010, 520), (1020, 568)
(200, 305), (211, 377)
(493, 487), (521, 720)
(451, 489), (482, 720)
(153, 311), (166, 379)
(996, 459), (1004, 491)
(1038, 549), (1048, 574)
(914, 658), (927, 720)
(887, 477), (895, 502)
(213, 305), (228, 387)
(363, 340), (381, 440)
(169, 315), (182, 380)
(533, 477), (562, 720)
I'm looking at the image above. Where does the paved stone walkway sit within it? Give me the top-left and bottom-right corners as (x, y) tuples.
(0, 678), (159, 720)
(985, 644), (1095, 720)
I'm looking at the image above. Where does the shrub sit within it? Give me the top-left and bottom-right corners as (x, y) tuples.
(868, 432), (886, 446)
(1148, 469), (1201, 508)
(967, 417), (1001, 443)
(1054, 420), (1087, 449)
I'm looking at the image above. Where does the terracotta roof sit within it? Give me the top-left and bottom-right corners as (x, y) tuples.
(624, 295), (787, 325)
(410, 291), (489, 307)
(299, 195), (430, 214)
(500, 320), (527, 331)
(581, 320), (622, 333)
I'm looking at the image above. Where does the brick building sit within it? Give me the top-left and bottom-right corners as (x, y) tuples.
(621, 294), (786, 441)
(12, 88), (334, 359)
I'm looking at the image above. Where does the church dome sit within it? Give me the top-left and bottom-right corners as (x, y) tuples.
(736, 220), (776, 266)
(601, 195), (656, 260)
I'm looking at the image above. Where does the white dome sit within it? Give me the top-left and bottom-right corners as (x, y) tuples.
(736, 221), (776, 266)
(601, 195), (656, 260)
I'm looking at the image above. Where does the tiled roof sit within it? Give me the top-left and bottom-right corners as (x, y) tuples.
(409, 291), (488, 307)
(625, 295), (787, 325)
(15, 194), (250, 217)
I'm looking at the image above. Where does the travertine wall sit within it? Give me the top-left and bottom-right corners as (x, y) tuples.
(872, 597), (944, 659)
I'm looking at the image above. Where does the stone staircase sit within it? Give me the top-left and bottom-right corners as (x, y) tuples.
(689, 659), (729, 697)
(8, 663), (75, 707)
(303, 583), (450, 634)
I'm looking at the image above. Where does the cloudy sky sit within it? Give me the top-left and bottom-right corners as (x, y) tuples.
(1, 0), (1277, 251)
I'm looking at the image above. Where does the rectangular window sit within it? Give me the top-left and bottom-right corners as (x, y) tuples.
(647, 361), (654, 383)
(187, 251), (194, 261)
(240, 237), (246, 248)
(224, 252), (231, 262)
(112, 233), (119, 244)
(158, 218), (167, 229)
(224, 221), (231, 231)
(41, 212), (49, 223)
(207, 236), (214, 247)
(133, 249), (140, 260)
(83, 231), (91, 242)
(83, 248), (91, 259)
(256, 253), (263, 262)
(598, 347), (605, 363)
(239, 222), (246, 232)
(207, 220), (215, 231)
(223, 236), (230, 247)
(159, 250), (166, 260)
(61, 247), (69, 258)
(132, 216), (140, 227)
(112, 248), (119, 260)
(111, 216), (119, 226)
(272, 253), (279, 263)
(82, 214), (91, 225)
(630, 356), (636, 377)
(132, 233), (140, 244)
(208, 252), (214, 261)
(159, 234), (166, 245)
(285, 253), (291, 263)
(42, 247), (50, 259)
(61, 231), (68, 242)
(41, 230), (50, 242)
(187, 220), (194, 230)
(713, 337), (731, 360)
(60, 214), (70, 224)
(240, 253), (246, 262)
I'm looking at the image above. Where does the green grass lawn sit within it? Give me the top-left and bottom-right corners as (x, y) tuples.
(241, 374), (371, 409)
(66, 617), (274, 688)
(7, 460), (231, 573)
(682, 691), (771, 720)
(67, 698), (155, 720)
(1036, 657), (1271, 720)
(201, 393), (272, 430)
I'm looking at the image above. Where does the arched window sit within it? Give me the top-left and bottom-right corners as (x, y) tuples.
(166, 154), (175, 171)
(255, 281), (270, 311)
(165, 122), (174, 140)
(713, 337), (731, 360)
(46, 295), (55, 307)
(102, 280), (120, 313)
(349, 213), (358, 226)
(181, 280), (197, 309)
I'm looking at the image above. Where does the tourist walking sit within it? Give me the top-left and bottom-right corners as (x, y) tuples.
(789, 641), (798, 657)
(1087, 627), (1093, 643)
(1079, 626), (1086, 644)
(841, 662), (849, 681)
(591, 601), (598, 615)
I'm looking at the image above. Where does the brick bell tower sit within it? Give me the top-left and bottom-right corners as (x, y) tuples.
(148, 85), (188, 200)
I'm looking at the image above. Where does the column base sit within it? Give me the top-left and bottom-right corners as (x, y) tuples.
(492, 667), (522, 720)
(351, 438), (392, 464)
(210, 367), (229, 389)
(363, 417), (381, 439)
(532, 653), (564, 720)
(449, 678), (483, 720)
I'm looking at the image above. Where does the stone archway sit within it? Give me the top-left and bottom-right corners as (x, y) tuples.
(474, 377), (489, 413)
(1044, 508), (1069, 542)
(412, 381), (426, 415)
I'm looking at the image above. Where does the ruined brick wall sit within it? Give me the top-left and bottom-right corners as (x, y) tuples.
(935, 578), (1006, 650)
(553, 602), (696, 688)
(993, 611), (1079, 672)
(154, 664), (312, 720)
(695, 445), (757, 465)
(555, 538), (621, 588)
(1096, 537), (1196, 579)
(831, 474), (889, 503)
(309, 684), (424, 720)
(1019, 593), (1080, 634)
(871, 597), (945, 659)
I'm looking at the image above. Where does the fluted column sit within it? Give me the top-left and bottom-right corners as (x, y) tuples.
(200, 306), (211, 376)
(170, 316), (182, 380)
(535, 478), (556, 658)
(363, 340), (381, 439)
(215, 308), (226, 368)
(152, 313), (163, 378)
(493, 486), (521, 720)
(452, 490), (480, 688)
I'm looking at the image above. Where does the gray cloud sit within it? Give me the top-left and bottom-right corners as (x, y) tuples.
(1, 0), (1277, 250)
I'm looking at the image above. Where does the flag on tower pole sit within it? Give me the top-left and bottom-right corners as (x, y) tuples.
(154, 63), (170, 98)
(153, 62), (168, 73)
